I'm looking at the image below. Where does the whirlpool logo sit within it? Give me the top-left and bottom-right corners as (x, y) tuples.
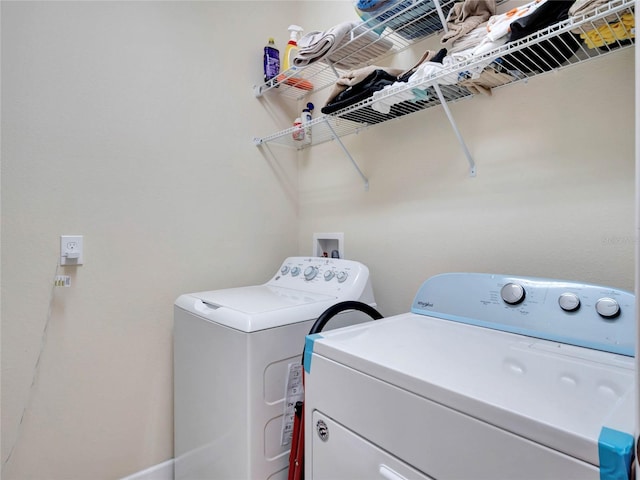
(416, 301), (434, 308)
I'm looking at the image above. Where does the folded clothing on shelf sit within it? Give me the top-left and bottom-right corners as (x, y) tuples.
(485, 0), (548, 42)
(440, 0), (496, 45)
(335, 82), (468, 125)
(294, 21), (393, 69)
(506, 0), (575, 42)
(322, 48), (446, 115)
(500, 0), (582, 73)
(579, 12), (634, 48)
(458, 65), (515, 95)
(321, 38), (507, 118)
(448, 21), (491, 53)
(369, 48), (451, 113)
(444, 14), (512, 59)
(324, 65), (406, 107)
(569, 0), (626, 33)
(321, 67), (402, 114)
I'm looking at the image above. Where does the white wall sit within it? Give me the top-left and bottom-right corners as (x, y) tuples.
(1, 1), (635, 479)
(297, 2), (635, 316)
(1, 2), (300, 479)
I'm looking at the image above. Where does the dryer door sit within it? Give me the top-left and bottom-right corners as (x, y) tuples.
(310, 411), (433, 480)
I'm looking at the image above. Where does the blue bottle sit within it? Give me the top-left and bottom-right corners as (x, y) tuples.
(263, 38), (280, 86)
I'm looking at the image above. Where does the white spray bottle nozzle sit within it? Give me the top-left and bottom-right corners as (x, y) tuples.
(288, 25), (304, 41)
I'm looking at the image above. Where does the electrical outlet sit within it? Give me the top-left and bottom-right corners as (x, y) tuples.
(60, 235), (84, 265)
(54, 275), (71, 287)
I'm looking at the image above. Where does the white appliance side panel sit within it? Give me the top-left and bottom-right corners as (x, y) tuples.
(311, 411), (434, 480)
(245, 310), (383, 479)
(174, 307), (249, 480)
(246, 319), (314, 480)
(175, 307), (378, 480)
(304, 354), (599, 480)
(309, 313), (635, 465)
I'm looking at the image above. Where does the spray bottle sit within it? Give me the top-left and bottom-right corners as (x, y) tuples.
(277, 25), (314, 91)
(282, 25), (303, 71)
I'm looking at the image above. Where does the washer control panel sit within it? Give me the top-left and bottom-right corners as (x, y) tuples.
(411, 273), (635, 356)
(268, 257), (365, 295)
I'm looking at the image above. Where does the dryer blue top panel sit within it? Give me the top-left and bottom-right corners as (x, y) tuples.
(410, 273), (635, 356)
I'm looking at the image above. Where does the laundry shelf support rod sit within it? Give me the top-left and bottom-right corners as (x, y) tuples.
(324, 117), (370, 191)
(433, 0), (449, 35)
(433, 84), (476, 177)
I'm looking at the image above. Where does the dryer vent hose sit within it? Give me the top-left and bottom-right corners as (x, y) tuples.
(302, 300), (383, 365)
(309, 300), (383, 335)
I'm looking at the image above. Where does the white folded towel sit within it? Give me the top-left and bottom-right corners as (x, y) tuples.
(294, 21), (393, 69)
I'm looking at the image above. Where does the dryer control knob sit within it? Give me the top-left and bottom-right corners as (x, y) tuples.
(595, 297), (620, 319)
(280, 266), (290, 275)
(336, 271), (348, 283)
(304, 266), (318, 281)
(291, 267), (301, 277)
(324, 270), (335, 281)
(558, 293), (581, 312)
(501, 283), (526, 305)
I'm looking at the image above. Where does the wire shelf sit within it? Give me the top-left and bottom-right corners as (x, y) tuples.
(254, 0), (459, 100)
(254, 0), (635, 151)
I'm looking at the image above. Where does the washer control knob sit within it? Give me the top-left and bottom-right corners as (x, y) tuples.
(280, 266), (290, 275)
(304, 266), (318, 281)
(501, 283), (526, 305)
(336, 271), (348, 283)
(324, 270), (335, 281)
(291, 267), (300, 277)
(595, 297), (620, 319)
(558, 293), (581, 312)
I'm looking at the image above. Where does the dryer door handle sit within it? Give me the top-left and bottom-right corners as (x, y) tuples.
(379, 464), (408, 480)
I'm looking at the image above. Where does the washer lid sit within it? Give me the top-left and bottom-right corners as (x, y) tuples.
(193, 285), (335, 313)
(175, 285), (338, 332)
(310, 313), (636, 468)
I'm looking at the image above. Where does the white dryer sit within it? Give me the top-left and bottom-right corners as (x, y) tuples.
(173, 257), (375, 480)
(304, 273), (636, 480)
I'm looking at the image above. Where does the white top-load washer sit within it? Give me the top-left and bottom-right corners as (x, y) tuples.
(173, 257), (375, 480)
(304, 273), (636, 480)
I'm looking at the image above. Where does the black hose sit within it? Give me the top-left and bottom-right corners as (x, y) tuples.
(302, 301), (384, 365)
(308, 300), (384, 335)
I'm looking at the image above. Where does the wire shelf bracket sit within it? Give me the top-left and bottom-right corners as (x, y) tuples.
(324, 117), (370, 191)
(433, 84), (476, 177)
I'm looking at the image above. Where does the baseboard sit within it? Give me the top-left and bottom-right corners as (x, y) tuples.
(121, 459), (174, 480)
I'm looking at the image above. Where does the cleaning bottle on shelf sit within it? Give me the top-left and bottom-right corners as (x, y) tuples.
(277, 25), (314, 91)
(282, 25), (302, 71)
(302, 102), (314, 140)
(292, 117), (305, 141)
(263, 37), (280, 87)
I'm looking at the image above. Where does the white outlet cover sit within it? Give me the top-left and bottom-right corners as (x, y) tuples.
(60, 235), (84, 265)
